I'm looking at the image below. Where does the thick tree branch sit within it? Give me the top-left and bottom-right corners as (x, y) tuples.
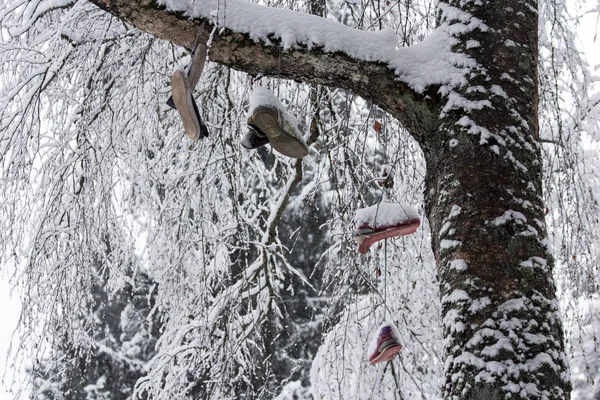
(86, 0), (440, 141)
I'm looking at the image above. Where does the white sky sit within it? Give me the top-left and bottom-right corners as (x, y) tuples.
(580, 5), (600, 68)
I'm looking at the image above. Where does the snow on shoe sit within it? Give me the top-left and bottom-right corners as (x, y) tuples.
(368, 321), (402, 365)
(354, 203), (420, 254)
(246, 87), (308, 158)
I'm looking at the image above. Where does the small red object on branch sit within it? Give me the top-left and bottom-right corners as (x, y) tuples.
(374, 121), (382, 133)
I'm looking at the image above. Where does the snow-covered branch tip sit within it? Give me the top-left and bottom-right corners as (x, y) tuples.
(86, 0), (443, 140)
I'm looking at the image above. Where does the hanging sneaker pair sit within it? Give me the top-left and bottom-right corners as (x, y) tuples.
(168, 42), (209, 140)
(241, 87), (309, 159)
(368, 321), (402, 365)
(169, 45), (307, 158)
(354, 202), (420, 254)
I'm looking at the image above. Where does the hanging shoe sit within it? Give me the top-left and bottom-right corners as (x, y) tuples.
(376, 164), (395, 189)
(168, 42), (209, 140)
(246, 87), (309, 159)
(186, 42), (207, 90)
(354, 203), (420, 254)
(368, 322), (402, 365)
(168, 42), (207, 110)
(171, 69), (209, 140)
(241, 126), (270, 150)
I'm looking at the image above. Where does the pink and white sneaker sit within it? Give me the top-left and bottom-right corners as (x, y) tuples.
(354, 203), (420, 254)
(368, 322), (402, 365)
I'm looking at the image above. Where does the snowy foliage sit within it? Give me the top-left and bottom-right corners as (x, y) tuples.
(537, 1), (600, 398)
(0, 0), (599, 399)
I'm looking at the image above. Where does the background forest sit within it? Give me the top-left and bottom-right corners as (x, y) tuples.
(1, 0), (599, 398)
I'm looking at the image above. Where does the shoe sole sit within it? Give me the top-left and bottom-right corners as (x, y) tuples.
(355, 219), (420, 254)
(369, 343), (402, 365)
(250, 109), (308, 159)
(172, 70), (201, 140)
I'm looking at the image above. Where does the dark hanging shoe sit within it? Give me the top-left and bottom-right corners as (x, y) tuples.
(247, 88), (308, 159)
(171, 69), (209, 140)
(369, 322), (402, 365)
(241, 126), (270, 150)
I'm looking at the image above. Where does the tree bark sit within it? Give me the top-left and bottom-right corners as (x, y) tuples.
(425, 1), (570, 398)
(85, 0), (572, 398)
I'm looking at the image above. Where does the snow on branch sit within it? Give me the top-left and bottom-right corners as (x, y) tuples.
(85, 0), (470, 138)
(159, 0), (467, 90)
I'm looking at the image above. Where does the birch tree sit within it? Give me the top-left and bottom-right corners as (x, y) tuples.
(1, 0), (599, 399)
(82, 0), (569, 398)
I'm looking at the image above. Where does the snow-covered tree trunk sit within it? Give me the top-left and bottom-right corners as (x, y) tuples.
(424, 1), (571, 398)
